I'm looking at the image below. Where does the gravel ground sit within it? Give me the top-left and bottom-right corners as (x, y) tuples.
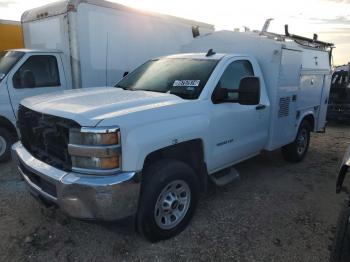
(0, 123), (349, 262)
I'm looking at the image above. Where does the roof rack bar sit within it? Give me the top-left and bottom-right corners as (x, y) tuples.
(284, 24), (334, 48)
(260, 18), (274, 35)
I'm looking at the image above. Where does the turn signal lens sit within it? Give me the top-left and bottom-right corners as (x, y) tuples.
(71, 155), (120, 170)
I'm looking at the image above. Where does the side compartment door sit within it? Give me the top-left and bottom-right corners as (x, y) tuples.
(273, 49), (302, 147)
(298, 73), (324, 129)
(6, 53), (67, 117)
(207, 59), (269, 173)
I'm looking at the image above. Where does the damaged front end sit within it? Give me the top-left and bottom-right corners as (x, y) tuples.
(13, 105), (141, 221)
(17, 105), (79, 171)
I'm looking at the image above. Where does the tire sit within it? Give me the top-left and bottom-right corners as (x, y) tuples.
(330, 204), (350, 262)
(136, 159), (200, 242)
(282, 121), (311, 163)
(0, 127), (13, 163)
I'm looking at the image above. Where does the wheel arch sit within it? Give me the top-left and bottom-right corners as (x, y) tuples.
(142, 139), (208, 193)
(0, 116), (18, 139)
(298, 112), (315, 132)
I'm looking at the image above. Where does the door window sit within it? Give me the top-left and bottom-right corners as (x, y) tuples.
(215, 60), (254, 101)
(13, 55), (60, 89)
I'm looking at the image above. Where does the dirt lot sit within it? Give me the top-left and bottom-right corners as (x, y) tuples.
(0, 123), (349, 262)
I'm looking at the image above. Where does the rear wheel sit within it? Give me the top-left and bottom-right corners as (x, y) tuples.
(136, 159), (199, 242)
(282, 121), (311, 163)
(0, 127), (13, 163)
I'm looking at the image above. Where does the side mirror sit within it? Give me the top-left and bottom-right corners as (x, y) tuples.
(212, 87), (228, 104)
(238, 77), (260, 105)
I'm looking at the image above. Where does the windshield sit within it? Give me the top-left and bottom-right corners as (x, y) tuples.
(0, 51), (24, 81)
(115, 58), (218, 99)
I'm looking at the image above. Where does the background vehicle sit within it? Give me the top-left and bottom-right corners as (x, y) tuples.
(0, 19), (23, 51)
(327, 64), (350, 122)
(330, 146), (350, 262)
(0, 0), (214, 162)
(12, 28), (333, 241)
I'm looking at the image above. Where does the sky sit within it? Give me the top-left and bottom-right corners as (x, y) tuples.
(0, 0), (349, 65)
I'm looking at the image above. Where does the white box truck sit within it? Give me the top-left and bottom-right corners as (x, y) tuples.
(0, 0), (214, 161)
(12, 28), (333, 241)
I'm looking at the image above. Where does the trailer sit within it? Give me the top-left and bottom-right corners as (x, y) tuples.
(21, 0), (214, 89)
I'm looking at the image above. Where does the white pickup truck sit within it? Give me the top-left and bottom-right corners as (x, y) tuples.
(12, 30), (333, 241)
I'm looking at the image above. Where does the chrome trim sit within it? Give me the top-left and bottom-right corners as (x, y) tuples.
(61, 171), (138, 186)
(12, 142), (141, 221)
(68, 144), (121, 157)
(18, 166), (58, 202)
(71, 166), (122, 176)
(80, 126), (120, 134)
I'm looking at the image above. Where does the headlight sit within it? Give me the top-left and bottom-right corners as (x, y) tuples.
(69, 130), (119, 145)
(68, 127), (121, 174)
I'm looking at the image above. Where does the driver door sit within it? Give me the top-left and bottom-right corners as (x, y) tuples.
(208, 58), (269, 173)
(6, 53), (67, 117)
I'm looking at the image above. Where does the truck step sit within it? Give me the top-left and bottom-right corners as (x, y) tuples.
(209, 167), (240, 186)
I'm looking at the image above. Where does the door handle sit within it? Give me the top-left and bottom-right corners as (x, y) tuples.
(256, 104), (266, 110)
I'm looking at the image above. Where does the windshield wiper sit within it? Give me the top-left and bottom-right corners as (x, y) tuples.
(137, 89), (165, 93)
(115, 84), (133, 91)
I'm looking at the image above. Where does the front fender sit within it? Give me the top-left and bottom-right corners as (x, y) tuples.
(121, 115), (209, 171)
(0, 82), (17, 133)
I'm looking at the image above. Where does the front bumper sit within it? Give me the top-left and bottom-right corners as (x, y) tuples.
(12, 142), (141, 221)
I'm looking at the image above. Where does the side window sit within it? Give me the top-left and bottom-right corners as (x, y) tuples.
(13, 55), (60, 89)
(215, 60), (254, 101)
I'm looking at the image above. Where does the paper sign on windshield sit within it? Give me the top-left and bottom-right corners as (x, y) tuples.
(173, 80), (200, 87)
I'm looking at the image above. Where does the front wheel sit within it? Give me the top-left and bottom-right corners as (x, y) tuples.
(136, 159), (199, 242)
(282, 121), (311, 163)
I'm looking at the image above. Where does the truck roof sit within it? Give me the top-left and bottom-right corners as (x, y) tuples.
(5, 48), (62, 53)
(21, 0), (214, 30)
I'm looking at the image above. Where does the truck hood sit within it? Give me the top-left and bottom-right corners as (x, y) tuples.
(21, 87), (187, 126)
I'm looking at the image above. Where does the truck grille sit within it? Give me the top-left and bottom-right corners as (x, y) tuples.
(17, 105), (80, 171)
